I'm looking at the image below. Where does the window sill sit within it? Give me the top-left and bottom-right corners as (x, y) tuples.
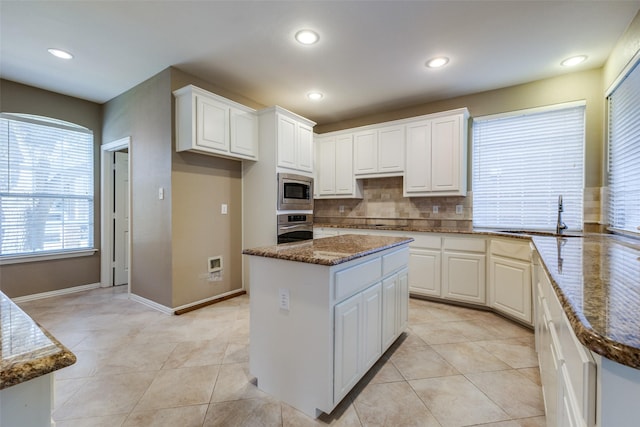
(0, 249), (98, 265)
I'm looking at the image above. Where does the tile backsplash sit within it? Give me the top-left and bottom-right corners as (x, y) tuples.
(314, 176), (604, 232)
(314, 177), (473, 231)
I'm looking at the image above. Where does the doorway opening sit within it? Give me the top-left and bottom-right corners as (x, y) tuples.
(100, 137), (131, 291)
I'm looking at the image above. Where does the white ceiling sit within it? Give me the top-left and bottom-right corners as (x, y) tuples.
(1, 1), (639, 126)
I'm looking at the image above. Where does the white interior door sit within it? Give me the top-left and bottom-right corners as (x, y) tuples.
(113, 151), (129, 286)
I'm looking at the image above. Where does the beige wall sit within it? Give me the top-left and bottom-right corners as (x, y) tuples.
(317, 68), (604, 189)
(315, 69), (605, 226)
(103, 69), (174, 307)
(604, 10), (640, 91)
(169, 68), (253, 307)
(0, 79), (102, 298)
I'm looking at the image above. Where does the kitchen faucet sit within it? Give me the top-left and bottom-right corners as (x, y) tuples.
(556, 195), (567, 235)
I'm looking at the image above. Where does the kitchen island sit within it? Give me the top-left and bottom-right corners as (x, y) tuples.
(0, 291), (76, 427)
(243, 234), (413, 418)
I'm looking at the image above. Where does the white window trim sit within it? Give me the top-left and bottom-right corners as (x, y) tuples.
(473, 100), (587, 122)
(0, 248), (98, 265)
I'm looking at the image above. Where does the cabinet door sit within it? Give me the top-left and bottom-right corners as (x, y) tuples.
(442, 252), (486, 304)
(431, 115), (461, 192)
(277, 115), (298, 169)
(354, 130), (378, 175)
(382, 275), (398, 350)
(334, 292), (362, 402)
(335, 134), (354, 195)
(362, 283), (382, 371)
(196, 96), (229, 152)
(490, 256), (532, 324)
(297, 124), (314, 172)
(397, 268), (409, 333)
(404, 120), (432, 193)
(408, 248), (441, 297)
(229, 108), (258, 159)
(317, 138), (336, 195)
(378, 125), (405, 173)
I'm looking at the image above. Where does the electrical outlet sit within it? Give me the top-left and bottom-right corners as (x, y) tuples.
(432, 205), (439, 214)
(339, 205), (345, 214)
(279, 288), (290, 311)
(456, 205), (463, 214)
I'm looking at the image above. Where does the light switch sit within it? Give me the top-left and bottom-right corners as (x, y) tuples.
(221, 204), (228, 214)
(158, 187), (164, 200)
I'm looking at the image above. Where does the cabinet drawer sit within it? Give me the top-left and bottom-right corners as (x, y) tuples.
(335, 258), (382, 301)
(410, 234), (441, 249)
(491, 239), (531, 261)
(383, 248), (409, 275)
(443, 237), (485, 252)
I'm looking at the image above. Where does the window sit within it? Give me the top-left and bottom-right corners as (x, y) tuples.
(608, 59), (640, 235)
(0, 113), (94, 258)
(472, 103), (585, 231)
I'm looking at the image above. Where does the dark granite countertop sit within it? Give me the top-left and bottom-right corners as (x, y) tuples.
(313, 222), (547, 240)
(0, 291), (76, 390)
(532, 234), (640, 369)
(318, 223), (640, 369)
(242, 234), (413, 266)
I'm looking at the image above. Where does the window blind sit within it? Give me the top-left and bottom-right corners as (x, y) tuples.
(0, 113), (94, 257)
(608, 59), (640, 235)
(472, 103), (585, 231)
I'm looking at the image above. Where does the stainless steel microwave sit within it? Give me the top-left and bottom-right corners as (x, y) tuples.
(278, 173), (314, 211)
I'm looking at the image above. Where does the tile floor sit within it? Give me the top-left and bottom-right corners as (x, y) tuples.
(18, 287), (545, 427)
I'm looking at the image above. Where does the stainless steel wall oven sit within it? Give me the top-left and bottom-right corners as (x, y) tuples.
(277, 214), (313, 244)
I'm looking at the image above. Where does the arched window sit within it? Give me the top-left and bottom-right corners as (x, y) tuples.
(0, 113), (94, 259)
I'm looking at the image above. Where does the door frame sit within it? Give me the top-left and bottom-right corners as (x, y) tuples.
(100, 137), (131, 291)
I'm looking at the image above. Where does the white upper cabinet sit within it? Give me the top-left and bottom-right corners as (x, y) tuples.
(354, 125), (404, 177)
(404, 109), (468, 197)
(316, 136), (337, 195)
(174, 85), (258, 161)
(315, 133), (362, 198)
(274, 109), (314, 173)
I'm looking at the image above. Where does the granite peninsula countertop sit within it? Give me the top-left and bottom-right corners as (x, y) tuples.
(532, 234), (640, 369)
(0, 291), (76, 390)
(242, 234), (414, 266)
(316, 223), (640, 369)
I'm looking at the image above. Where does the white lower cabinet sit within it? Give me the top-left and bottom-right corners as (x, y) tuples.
(381, 268), (408, 350)
(334, 282), (382, 402)
(408, 235), (442, 297)
(442, 237), (486, 304)
(533, 251), (596, 427)
(489, 238), (533, 324)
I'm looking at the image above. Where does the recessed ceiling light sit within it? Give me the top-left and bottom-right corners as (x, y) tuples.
(561, 55), (587, 67)
(295, 30), (319, 45)
(426, 56), (449, 68)
(48, 48), (73, 59)
(307, 92), (324, 101)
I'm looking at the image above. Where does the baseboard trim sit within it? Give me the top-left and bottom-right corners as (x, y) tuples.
(11, 282), (102, 303)
(128, 293), (174, 315)
(174, 290), (247, 315)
